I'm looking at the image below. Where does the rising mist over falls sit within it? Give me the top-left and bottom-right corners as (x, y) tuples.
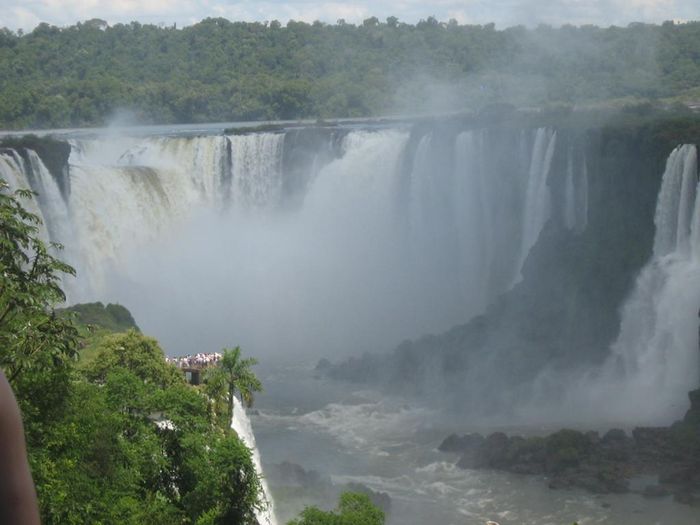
(1, 117), (699, 428)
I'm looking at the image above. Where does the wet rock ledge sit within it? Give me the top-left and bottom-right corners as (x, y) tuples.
(439, 389), (700, 506)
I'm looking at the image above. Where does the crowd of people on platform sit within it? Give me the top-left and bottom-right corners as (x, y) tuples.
(166, 352), (222, 369)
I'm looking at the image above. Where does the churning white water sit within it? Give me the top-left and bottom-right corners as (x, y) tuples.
(231, 396), (277, 525)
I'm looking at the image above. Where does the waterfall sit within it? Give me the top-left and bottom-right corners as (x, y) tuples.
(231, 397), (277, 525)
(563, 146), (589, 234)
(590, 144), (700, 423)
(564, 148), (576, 231)
(453, 131), (493, 312)
(514, 128), (557, 282)
(0, 150), (54, 244)
(229, 133), (285, 208)
(1, 150), (68, 249)
(1, 126), (571, 358)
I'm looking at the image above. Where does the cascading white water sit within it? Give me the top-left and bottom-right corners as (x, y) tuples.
(609, 145), (699, 419)
(229, 133), (285, 208)
(66, 135), (234, 292)
(2, 127), (594, 521)
(514, 128), (557, 282)
(0, 149), (78, 299)
(452, 131), (493, 312)
(564, 147), (589, 234)
(4, 126), (565, 356)
(231, 396), (277, 525)
(557, 144), (700, 425)
(0, 150), (54, 243)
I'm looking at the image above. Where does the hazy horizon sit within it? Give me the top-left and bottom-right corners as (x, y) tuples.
(1, 0), (699, 34)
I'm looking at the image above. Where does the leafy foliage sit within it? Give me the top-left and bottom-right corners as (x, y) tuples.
(204, 346), (263, 429)
(59, 301), (138, 332)
(0, 18), (699, 128)
(288, 492), (385, 525)
(85, 329), (180, 386)
(0, 178), (77, 403)
(32, 330), (266, 525)
(0, 180), (265, 524)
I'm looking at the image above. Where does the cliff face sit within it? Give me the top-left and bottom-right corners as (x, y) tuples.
(325, 114), (700, 414)
(2, 114), (698, 416)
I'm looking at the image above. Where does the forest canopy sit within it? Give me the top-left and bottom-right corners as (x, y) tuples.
(0, 17), (699, 128)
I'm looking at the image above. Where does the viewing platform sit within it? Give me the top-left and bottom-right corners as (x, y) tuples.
(166, 352), (222, 385)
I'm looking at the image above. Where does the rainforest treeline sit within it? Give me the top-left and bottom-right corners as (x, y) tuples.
(0, 17), (699, 128)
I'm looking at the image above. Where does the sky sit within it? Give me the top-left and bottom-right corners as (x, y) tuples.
(0, 0), (698, 33)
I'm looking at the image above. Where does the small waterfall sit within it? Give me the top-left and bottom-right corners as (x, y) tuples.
(594, 144), (700, 423)
(0, 149), (71, 249)
(453, 131), (493, 312)
(563, 147), (589, 234)
(229, 133), (285, 208)
(653, 144), (698, 257)
(231, 397), (277, 525)
(579, 157), (589, 233)
(23, 150), (73, 247)
(564, 148), (577, 231)
(65, 134), (284, 295)
(514, 128), (557, 282)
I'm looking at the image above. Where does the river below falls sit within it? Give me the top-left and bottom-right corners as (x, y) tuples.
(251, 362), (700, 525)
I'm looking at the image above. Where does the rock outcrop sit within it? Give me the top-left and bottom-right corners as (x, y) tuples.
(440, 389), (700, 505)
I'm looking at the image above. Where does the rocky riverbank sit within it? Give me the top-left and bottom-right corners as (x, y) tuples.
(439, 389), (700, 506)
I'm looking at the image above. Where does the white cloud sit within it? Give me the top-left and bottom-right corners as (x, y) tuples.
(0, 0), (697, 32)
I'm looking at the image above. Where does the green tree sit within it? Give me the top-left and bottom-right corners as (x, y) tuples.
(0, 178), (264, 524)
(206, 346), (262, 429)
(289, 492), (385, 525)
(0, 179), (78, 385)
(85, 329), (180, 387)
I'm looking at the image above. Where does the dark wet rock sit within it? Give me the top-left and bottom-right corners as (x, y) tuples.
(441, 388), (700, 503)
(267, 461), (327, 488)
(599, 428), (633, 462)
(473, 432), (510, 469)
(438, 432), (485, 454)
(602, 428), (628, 444)
(642, 485), (670, 498)
(544, 429), (593, 473)
(633, 427), (675, 460)
(548, 464), (629, 494)
(315, 358), (332, 371)
(683, 389), (700, 426)
(659, 464), (700, 485)
(267, 461), (392, 517)
(673, 490), (698, 506)
(585, 431), (601, 446)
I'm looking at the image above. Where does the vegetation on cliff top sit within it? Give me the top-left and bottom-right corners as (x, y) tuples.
(289, 492), (385, 525)
(0, 18), (699, 128)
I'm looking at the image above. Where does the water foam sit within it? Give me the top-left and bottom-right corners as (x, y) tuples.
(231, 396), (277, 525)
